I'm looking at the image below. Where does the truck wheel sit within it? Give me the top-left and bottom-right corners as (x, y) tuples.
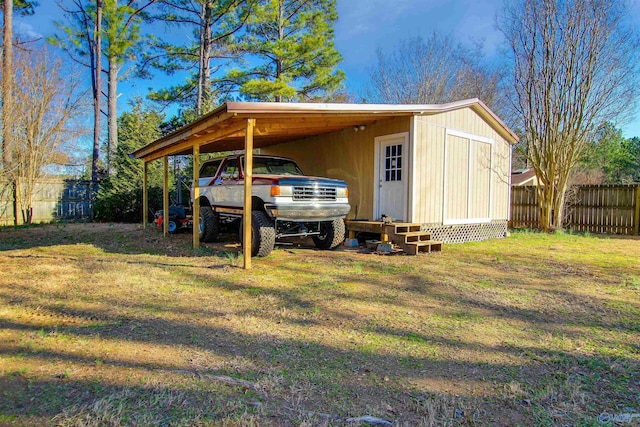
(199, 206), (219, 242)
(241, 211), (275, 257)
(313, 219), (345, 250)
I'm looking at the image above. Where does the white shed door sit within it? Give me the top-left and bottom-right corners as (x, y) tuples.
(376, 134), (407, 221)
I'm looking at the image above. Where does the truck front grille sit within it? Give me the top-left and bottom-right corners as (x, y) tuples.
(292, 186), (336, 201)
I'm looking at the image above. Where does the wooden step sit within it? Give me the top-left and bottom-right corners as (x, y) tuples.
(393, 231), (432, 243)
(389, 231), (432, 246)
(384, 223), (421, 234)
(403, 241), (443, 255)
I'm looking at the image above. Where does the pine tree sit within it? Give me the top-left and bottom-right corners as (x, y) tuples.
(0, 0), (37, 15)
(102, 0), (155, 175)
(146, 0), (250, 115)
(50, 0), (153, 178)
(226, 0), (344, 102)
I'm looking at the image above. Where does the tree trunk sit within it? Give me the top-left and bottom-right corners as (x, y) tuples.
(92, 0), (103, 183)
(2, 0), (16, 225)
(107, 56), (118, 176)
(537, 184), (552, 231)
(197, 1), (213, 116)
(21, 207), (32, 225)
(2, 0), (13, 171)
(12, 178), (18, 227)
(275, 0), (283, 103)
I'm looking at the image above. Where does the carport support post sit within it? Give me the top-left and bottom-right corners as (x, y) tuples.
(142, 161), (148, 229)
(192, 144), (200, 249)
(634, 185), (640, 236)
(163, 155), (169, 237)
(243, 118), (256, 269)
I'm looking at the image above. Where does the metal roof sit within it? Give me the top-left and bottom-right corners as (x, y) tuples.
(132, 98), (519, 162)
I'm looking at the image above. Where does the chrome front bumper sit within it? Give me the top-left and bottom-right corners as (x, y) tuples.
(264, 203), (351, 222)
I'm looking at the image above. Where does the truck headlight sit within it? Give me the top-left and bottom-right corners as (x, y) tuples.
(337, 187), (348, 198)
(278, 186), (293, 197)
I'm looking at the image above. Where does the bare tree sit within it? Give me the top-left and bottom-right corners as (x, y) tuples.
(364, 34), (504, 113)
(2, 0), (37, 224)
(51, 0), (104, 182)
(499, 0), (639, 230)
(11, 48), (88, 224)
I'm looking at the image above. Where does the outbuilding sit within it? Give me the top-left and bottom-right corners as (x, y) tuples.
(132, 99), (518, 266)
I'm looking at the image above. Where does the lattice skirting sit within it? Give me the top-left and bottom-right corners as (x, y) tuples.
(421, 221), (508, 244)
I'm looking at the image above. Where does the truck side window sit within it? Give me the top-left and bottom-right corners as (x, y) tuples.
(220, 159), (239, 180)
(200, 160), (222, 178)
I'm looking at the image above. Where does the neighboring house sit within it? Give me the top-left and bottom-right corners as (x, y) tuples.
(133, 99), (519, 244)
(511, 168), (538, 186)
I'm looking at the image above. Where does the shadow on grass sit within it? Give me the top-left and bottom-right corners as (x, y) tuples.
(2, 272), (639, 425)
(1, 224), (639, 425)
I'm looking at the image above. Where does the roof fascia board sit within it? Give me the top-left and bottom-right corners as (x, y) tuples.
(469, 104), (519, 144)
(132, 106), (233, 159)
(225, 99), (482, 115)
(141, 118), (248, 162)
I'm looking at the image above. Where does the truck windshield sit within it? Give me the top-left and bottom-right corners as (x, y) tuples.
(243, 157), (304, 176)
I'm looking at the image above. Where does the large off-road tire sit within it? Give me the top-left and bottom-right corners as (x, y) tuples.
(199, 206), (219, 242)
(312, 219), (345, 250)
(240, 211), (276, 257)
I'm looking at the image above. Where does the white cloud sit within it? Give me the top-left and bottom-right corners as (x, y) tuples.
(16, 21), (43, 40)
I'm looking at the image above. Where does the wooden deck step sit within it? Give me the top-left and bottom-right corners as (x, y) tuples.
(403, 241), (443, 255)
(345, 220), (443, 255)
(395, 231), (431, 243)
(384, 223), (421, 234)
(390, 231), (432, 245)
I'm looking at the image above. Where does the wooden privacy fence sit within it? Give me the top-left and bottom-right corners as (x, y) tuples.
(0, 179), (96, 226)
(510, 184), (640, 235)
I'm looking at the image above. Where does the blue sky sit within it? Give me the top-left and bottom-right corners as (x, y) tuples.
(14, 0), (640, 138)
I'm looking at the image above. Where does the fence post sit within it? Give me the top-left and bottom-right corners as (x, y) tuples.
(634, 185), (640, 236)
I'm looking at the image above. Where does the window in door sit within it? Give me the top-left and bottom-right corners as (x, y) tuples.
(384, 144), (403, 182)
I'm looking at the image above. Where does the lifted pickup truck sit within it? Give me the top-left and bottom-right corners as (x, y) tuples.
(192, 154), (351, 257)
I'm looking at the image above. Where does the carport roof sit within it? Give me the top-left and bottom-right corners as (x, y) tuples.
(132, 98), (519, 162)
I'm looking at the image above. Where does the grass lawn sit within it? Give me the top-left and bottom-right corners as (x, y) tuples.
(0, 223), (638, 426)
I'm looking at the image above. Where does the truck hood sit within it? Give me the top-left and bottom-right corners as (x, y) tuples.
(255, 174), (348, 188)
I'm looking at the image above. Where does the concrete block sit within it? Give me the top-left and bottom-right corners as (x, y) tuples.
(344, 238), (359, 247)
(376, 243), (393, 253)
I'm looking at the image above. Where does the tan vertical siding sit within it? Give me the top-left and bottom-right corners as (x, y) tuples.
(262, 117), (411, 220)
(470, 141), (492, 219)
(412, 120), (447, 224)
(263, 107), (510, 225)
(445, 135), (470, 220)
(413, 109), (511, 224)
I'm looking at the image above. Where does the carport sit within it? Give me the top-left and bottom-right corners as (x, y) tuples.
(131, 102), (420, 269)
(133, 100), (516, 268)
